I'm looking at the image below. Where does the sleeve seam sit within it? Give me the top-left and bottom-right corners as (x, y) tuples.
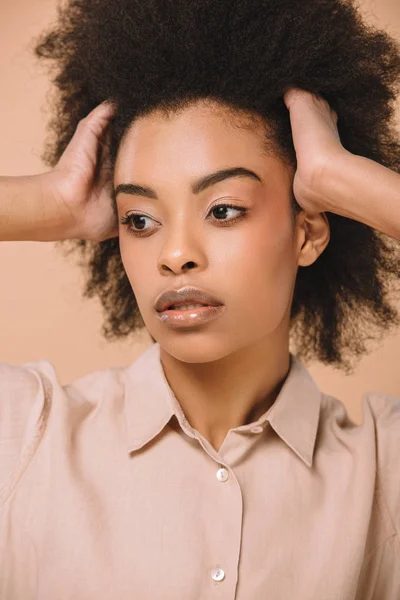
(373, 400), (400, 544)
(0, 369), (52, 508)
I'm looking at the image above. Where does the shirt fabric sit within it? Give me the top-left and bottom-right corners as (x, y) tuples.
(0, 342), (399, 600)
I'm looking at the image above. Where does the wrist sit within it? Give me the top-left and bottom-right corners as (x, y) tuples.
(317, 149), (356, 216)
(37, 172), (79, 241)
(0, 173), (77, 242)
(316, 150), (400, 240)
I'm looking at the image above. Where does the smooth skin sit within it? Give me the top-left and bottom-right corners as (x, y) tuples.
(283, 88), (400, 239)
(2, 90), (399, 452)
(113, 98), (330, 452)
(113, 90), (400, 452)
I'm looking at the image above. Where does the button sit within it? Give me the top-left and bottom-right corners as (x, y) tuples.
(251, 426), (263, 433)
(216, 467), (229, 482)
(211, 567), (225, 581)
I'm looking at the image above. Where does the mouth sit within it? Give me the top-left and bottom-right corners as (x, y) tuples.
(156, 303), (225, 328)
(154, 286), (224, 314)
(160, 302), (219, 312)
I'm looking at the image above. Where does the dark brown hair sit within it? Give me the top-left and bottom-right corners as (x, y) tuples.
(32, 0), (400, 372)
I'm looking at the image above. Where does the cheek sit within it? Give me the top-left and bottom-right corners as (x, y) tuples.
(217, 215), (296, 315)
(119, 206), (296, 322)
(119, 240), (151, 298)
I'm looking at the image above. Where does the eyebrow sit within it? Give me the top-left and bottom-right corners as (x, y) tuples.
(114, 167), (263, 200)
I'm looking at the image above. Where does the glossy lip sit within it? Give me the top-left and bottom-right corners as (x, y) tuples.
(156, 304), (225, 329)
(154, 286), (224, 313)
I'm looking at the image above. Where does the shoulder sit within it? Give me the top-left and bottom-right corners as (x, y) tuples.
(0, 359), (126, 505)
(320, 389), (400, 531)
(319, 389), (400, 454)
(319, 389), (400, 427)
(0, 358), (127, 414)
(361, 392), (400, 490)
(355, 391), (400, 464)
(362, 392), (400, 535)
(0, 359), (58, 450)
(0, 360), (58, 505)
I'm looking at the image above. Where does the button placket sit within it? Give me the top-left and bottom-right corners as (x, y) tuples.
(212, 467), (229, 584)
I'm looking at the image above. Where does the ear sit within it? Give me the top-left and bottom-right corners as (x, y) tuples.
(295, 211), (331, 267)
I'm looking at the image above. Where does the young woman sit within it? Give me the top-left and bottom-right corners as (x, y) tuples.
(1, 0), (400, 598)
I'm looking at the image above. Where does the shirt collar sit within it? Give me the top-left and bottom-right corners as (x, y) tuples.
(124, 343), (321, 468)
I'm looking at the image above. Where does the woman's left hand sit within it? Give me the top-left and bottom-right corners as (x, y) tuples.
(283, 88), (347, 214)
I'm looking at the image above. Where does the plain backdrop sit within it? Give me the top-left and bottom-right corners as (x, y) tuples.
(0, 0), (399, 425)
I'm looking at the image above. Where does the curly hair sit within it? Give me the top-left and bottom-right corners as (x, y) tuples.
(31, 0), (400, 373)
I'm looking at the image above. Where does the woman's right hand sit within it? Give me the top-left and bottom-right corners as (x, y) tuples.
(45, 101), (119, 242)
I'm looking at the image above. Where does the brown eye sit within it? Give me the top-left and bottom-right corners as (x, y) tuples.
(119, 213), (156, 235)
(119, 203), (248, 237)
(208, 203), (248, 223)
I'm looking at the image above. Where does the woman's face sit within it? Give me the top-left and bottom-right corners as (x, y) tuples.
(114, 100), (327, 363)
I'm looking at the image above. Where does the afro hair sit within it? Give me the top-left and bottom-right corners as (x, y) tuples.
(32, 0), (400, 373)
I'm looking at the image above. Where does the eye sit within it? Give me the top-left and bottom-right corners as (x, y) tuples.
(119, 203), (248, 236)
(208, 203), (248, 224)
(119, 213), (155, 235)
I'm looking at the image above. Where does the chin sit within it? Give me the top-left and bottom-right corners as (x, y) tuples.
(158, 333), (238, 364)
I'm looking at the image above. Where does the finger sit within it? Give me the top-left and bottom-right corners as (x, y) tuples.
(81, 102), (116, 140)
(58, 102), (116, 170)
(98, 122), (112, 150)
(91, 100), (117, 117)
(283, 88), (302, 109)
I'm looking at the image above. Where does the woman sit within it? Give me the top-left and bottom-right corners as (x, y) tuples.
(1, 0), (400, 598)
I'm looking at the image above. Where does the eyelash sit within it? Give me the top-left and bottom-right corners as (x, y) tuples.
(119, 203), (248, 237)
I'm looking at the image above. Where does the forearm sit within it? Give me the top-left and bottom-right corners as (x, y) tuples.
(0, 174), (73, 242)
(321, 151), (400, 241)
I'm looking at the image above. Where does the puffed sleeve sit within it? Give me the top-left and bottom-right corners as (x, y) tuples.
(0, 360), (56, 506)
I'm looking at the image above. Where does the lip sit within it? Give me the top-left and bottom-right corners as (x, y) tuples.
(156, 304), (225, 329)
(154, 286), (224, 313)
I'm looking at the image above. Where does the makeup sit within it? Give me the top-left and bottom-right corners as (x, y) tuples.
(156, 304), (225, 328)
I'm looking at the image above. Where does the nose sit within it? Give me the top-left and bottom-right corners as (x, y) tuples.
(157, 224), (206, 275)
(161, 258), (197, 273)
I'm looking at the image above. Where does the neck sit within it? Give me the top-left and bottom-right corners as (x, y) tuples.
(159, 336), (291, 453)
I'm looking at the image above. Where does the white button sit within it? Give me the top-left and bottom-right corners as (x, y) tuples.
(211, 567), (225, 581)
(216, 467), (229, 482)
(251, 426), (263, 433)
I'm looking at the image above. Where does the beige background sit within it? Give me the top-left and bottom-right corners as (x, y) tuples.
(1, 0), (399, 424)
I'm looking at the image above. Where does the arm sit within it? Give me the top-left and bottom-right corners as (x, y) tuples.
(0, 174), (75, 242)
(0, 100), (118, 244)
(284, 88), (400, 241)
(321, 151), (400, 241)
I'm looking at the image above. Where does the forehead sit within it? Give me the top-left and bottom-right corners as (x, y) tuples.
(114, 100), (273, 176)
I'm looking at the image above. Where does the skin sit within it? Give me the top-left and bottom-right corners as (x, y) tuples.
(44, 88), (399, 452)
(284, 89), (400, 241)
(113, 98), (330, 453)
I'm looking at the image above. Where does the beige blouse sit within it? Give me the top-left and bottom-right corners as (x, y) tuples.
(0, 342), (399, 600)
